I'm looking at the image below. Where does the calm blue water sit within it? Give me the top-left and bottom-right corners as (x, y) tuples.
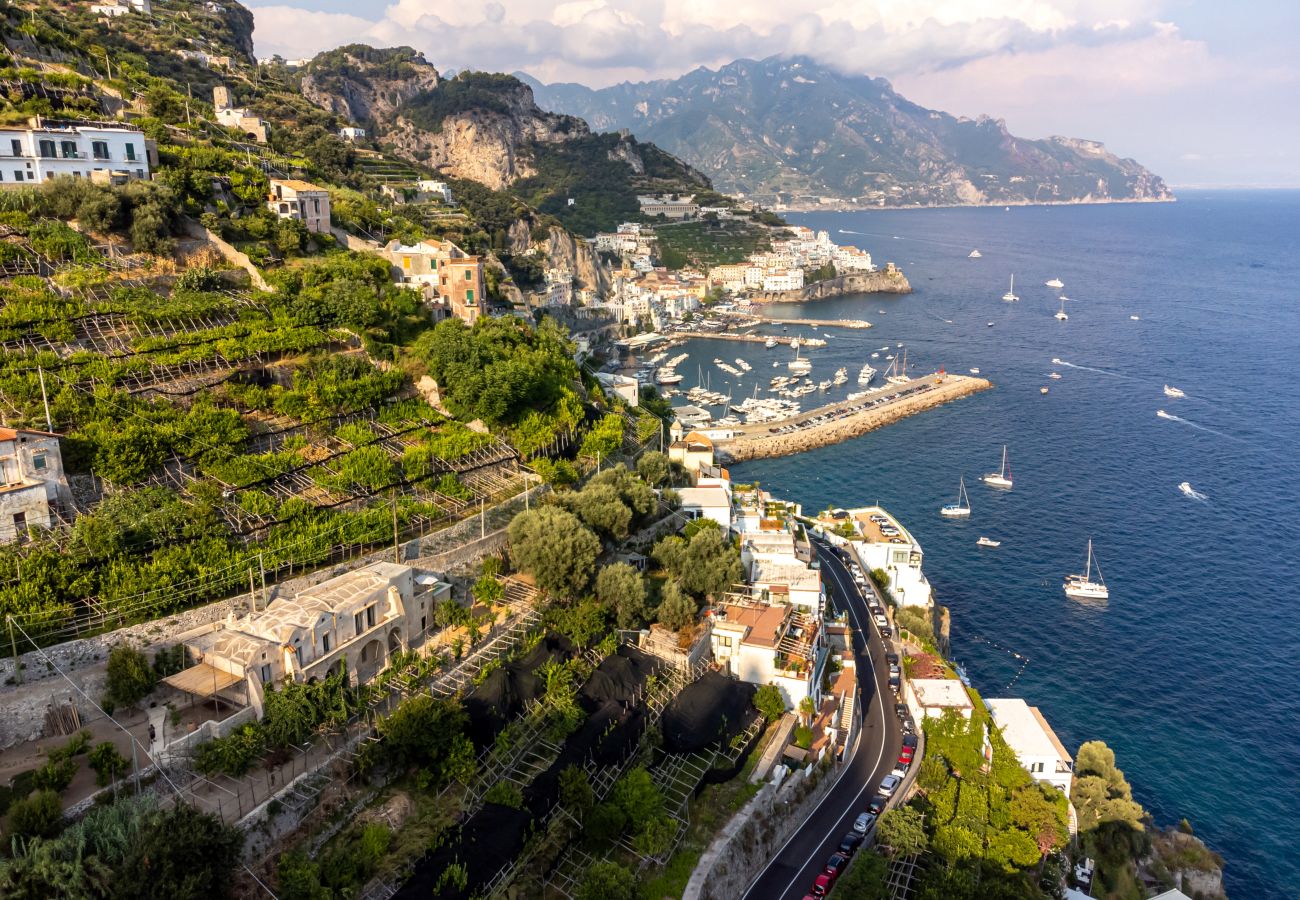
(705, 192), (1299, 898)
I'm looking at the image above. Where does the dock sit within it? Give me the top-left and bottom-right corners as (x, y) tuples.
(713, 374), (992, 462)
(672, 331), (827, 347)
(729, 314), (872, 330)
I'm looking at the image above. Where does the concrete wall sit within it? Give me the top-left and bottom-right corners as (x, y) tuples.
(182, 218), (271, 291)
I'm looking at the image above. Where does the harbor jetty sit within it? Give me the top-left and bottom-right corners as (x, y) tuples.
(726, 313), (872, 330)
(714, 373), (991, 462)
(672, 331), (826, 347)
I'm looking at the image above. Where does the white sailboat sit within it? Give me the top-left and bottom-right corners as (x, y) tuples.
(1002, 275), (1019, 302)
(941, 477), (971, 518)
(982, 445), (1013, 489)
(1063, 539), (1109, 600)
(787, 346), (812, 374)
(1055, 296), (1069, 321)
(885, 348), (910, 385)
(1045, 277), (1064, 289)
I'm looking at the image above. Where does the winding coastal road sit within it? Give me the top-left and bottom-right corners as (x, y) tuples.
(741, 537), (903, 900)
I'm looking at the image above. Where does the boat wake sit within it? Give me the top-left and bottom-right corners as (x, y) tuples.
(1156, 410), (1236, 440)
(1051, 358), (1128, 379)
(1179, 482), (1208, 501)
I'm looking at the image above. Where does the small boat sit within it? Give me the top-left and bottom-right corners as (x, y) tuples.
(1055, 297), (1069, 321)
(982, 445), (1013, 489)
(772, 361), (780, 368)
(1163, 385), (1185, 398)
(1157, 409), (1174, 420)
(1049, 372), (1061, 380)
(969, 367), (980, 374)
(1040, 387), (1049, 394)
(969, 250), (982, 258)
(1045, 277), (1064, 289)
(1002, 275), (1019, 302)
(871, 352), (879, 359)
(656, 370), (684, 384)
(976, 536), (1001, 548)
(1130, 315), (1141, 321)
(987, 321), (995, 327)
(941, 477), (972, 518)
(764, 337), (777, 349)
(1051, 358), (1063, 365)
(788, 351), (812, 375)
(1179, 481), (1200, 499)
(1064, 539), (1109, 601)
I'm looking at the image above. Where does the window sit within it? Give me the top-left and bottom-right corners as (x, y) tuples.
(464, 269), (472, 280)
(59, 141), (77, 159)
(11, 171), (21, 182)
(892, 550), (909, 564)
(12, 512), (26, 535)
(322, 632), (332, 653)
(124, 142), (136, 161)
(32, 454), (46, 471)
(91, 141), (109, 160)
(38, 139), (55, 158)
(465, 289), (474, 304)
(260, 664), (272, 684)
(402, 256), (411, 270)
(9, 139), (19, 157)
(366, 605), (376, 628)
(354, 611), (364, 634)
(312, 199), (319, 214)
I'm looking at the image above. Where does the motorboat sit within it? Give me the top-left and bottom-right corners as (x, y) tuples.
(1045, 277), (1064, 289)
(982, 445), (1013, 488)
(858, 363), (877, 384)
(976, 536), (1000, 548)
(1130, 315), (1141, 321)
(765, 337), (778, 349)
(656, 369), (684, 384)
(1002, 275), (1019, 302)
(1157, 409), (1174, 420)
(1049, 372), (1061, 380)
(941, 476), (972, 518)
(1064, 539), (1109, 600)
(1040, 387), (1049, 394)
(1163, 385), (1185, 398)
(833, 367), (849, 386)
(987, 321), (995, 327)
(970, 368), (980, 374)
(969, 250), (982, 258)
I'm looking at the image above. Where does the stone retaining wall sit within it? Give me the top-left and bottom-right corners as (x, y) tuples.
(684, 749), (843, 900)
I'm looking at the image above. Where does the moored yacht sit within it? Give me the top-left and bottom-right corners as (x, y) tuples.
(982, 445), (1013, 488)
(1064, 539), (1109, 601)
(976, 536), (1000, 548)
(941, 477), (972, 518)
(1002, 275), (1019, 302)
(1163, 384), (1186, 398)
(1055, 297), (1069, 321)
(1045, 277), (1064, 289)
(969, 249), (982, 258)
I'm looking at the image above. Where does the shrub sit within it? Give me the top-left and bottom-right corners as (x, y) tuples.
(753, 683), (787, 721)
(7, 789), (63, 839)
(794, 726), (814, 750)
(88, 742), (131, 787)
(104, 645), (158, 709)
(32, 757), (77, 793)
(483, 781), (524, 809)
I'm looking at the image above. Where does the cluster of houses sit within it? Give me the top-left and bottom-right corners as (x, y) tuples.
(89, 0), (150, 17)
(708, 226), (874, 294)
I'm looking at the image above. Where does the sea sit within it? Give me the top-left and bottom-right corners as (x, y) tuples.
(662, 191), (1300, 898)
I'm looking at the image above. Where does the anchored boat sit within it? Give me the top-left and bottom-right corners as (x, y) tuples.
(941, 477), (972, 518)
(1064, 539), (1109, 601)
(982, 445), (1013, 489)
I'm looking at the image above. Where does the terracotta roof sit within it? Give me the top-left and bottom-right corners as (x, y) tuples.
(0, 427), (61, 440)
(271, 178), (327, 193)
(714, 603), (786, 648)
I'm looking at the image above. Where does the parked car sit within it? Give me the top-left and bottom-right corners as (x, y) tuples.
(894, 703), (909, 719)
(885, 652), (900, 665)
(880, 625), (893, 638)
(867, 794), (888, 815)
(873, 613), (888, 628)
(853, 811), (876, 834)
(897, 751), (913, 767)
(812, 871), (838, 897)
(838, 832), (865, 855)
(888, 675), (901, 693)
(902, 733), (918, 749)
(879, 774), (902, 797)
(825, 853), (851, 877)
(901, 716), (915, 734)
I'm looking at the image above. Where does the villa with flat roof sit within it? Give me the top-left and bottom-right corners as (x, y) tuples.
(847, 505), (933, 609)
(986, 698), (1075, 794)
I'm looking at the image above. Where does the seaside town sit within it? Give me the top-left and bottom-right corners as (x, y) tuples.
(0, 2), (1232, 900)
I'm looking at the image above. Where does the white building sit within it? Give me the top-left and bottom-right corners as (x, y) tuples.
(0, 428), (71, 542)
(904, 677), (974, 720)
(848, 506), (934, 609)
(710, 600), (826, 709)
(638, 194), (698, 219)
(0, 120), (150, 186)
(415, 179), (453, 203)
(594, 372), (639, 408)
(212, 86), (269, 143)
(267, 178), (331, 233)
(338, 126), (366, 141)
(986, 698), (1075, 794)
(677, 481), (732, 531)
(762, 268), (805, 292)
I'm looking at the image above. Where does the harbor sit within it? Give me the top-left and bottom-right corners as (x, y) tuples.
(670, 331), (826, 346)
(714, 372), (992, 462)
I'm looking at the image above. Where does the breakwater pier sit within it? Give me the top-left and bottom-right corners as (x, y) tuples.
(714, 373), (991, 462)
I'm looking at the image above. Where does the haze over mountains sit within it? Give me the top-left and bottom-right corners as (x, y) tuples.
(520, 56), (1173, 209)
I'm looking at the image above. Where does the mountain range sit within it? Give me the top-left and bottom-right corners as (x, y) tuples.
(519, 56), (1173, 209)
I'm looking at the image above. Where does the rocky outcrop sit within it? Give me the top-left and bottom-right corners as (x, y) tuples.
(748, 268), (912, 303)
(1145, 828), (1228, 900)
(299, 47), (441, 126)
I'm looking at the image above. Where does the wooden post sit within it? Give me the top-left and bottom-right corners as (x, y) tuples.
(8, 617), (20, 685)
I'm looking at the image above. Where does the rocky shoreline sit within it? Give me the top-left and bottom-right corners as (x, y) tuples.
(715, 375), (991, 463)
(747, 269), (912, 303)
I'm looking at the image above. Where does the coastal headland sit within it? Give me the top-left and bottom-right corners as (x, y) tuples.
(746, 269), (912, 303)
(715, 373), (991, 462)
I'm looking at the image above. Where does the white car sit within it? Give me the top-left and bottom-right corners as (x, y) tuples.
(878, 774), (902, 797)
(874, 614), (888, 629)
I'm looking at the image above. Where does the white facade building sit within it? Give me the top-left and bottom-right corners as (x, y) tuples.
(762, 269), (805, 292)
(338, 126), (366, 141)
(0, 120), (149, 186)
(710, 601), (826, 709)
(0, 428), (71, 542)
(986, 698), (1075, 794)
(415, 179), (453, 203)
(848, 506), (934, 609)
(905, 677), (974, 720)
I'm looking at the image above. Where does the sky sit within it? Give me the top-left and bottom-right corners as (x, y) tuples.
(244, 0), (1300, 187)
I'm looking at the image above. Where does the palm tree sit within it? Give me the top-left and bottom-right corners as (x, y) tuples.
(799, 695), (817, 726)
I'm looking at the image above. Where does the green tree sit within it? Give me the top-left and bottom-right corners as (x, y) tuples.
(835, 849), (890, 899)
(473, 575), (504, 606)
(595, 562), (649, 629)
(88, 741), (131, 788)
(653, 523), (742, 601)
(752, 683), (787, 721)
(507, 506), (600, 598)
(584, 801), (626, 844)
(559, 765), (594, 816)
(655, 579), (696, 631)
(7, 790), (63, 840)
(104, 645), (158, 709)
(114, 803), (244, 900)
(636, 450), (671, 487)
(576, 860), (636, 900)
(612, 767), (663, 823)
(562, 483), (632, 538)
(799, 695), (817, 725)
(877, 805), (928, 856)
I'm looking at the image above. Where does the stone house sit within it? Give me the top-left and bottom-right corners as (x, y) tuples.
(267, 178), (331, 234)
(382, 238), (485, 324)
(0, 427), (71, 542)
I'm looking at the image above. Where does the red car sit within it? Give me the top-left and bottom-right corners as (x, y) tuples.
(812, 870), (839, 896)
(897, 751), (913, 767)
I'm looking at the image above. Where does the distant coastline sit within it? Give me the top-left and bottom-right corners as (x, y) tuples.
(772, 195), (1178, 213)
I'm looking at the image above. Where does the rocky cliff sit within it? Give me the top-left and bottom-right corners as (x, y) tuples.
(748, 269), (912, 303)
(299, 45), (441, 127)
(522, 56), (1174, 208)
